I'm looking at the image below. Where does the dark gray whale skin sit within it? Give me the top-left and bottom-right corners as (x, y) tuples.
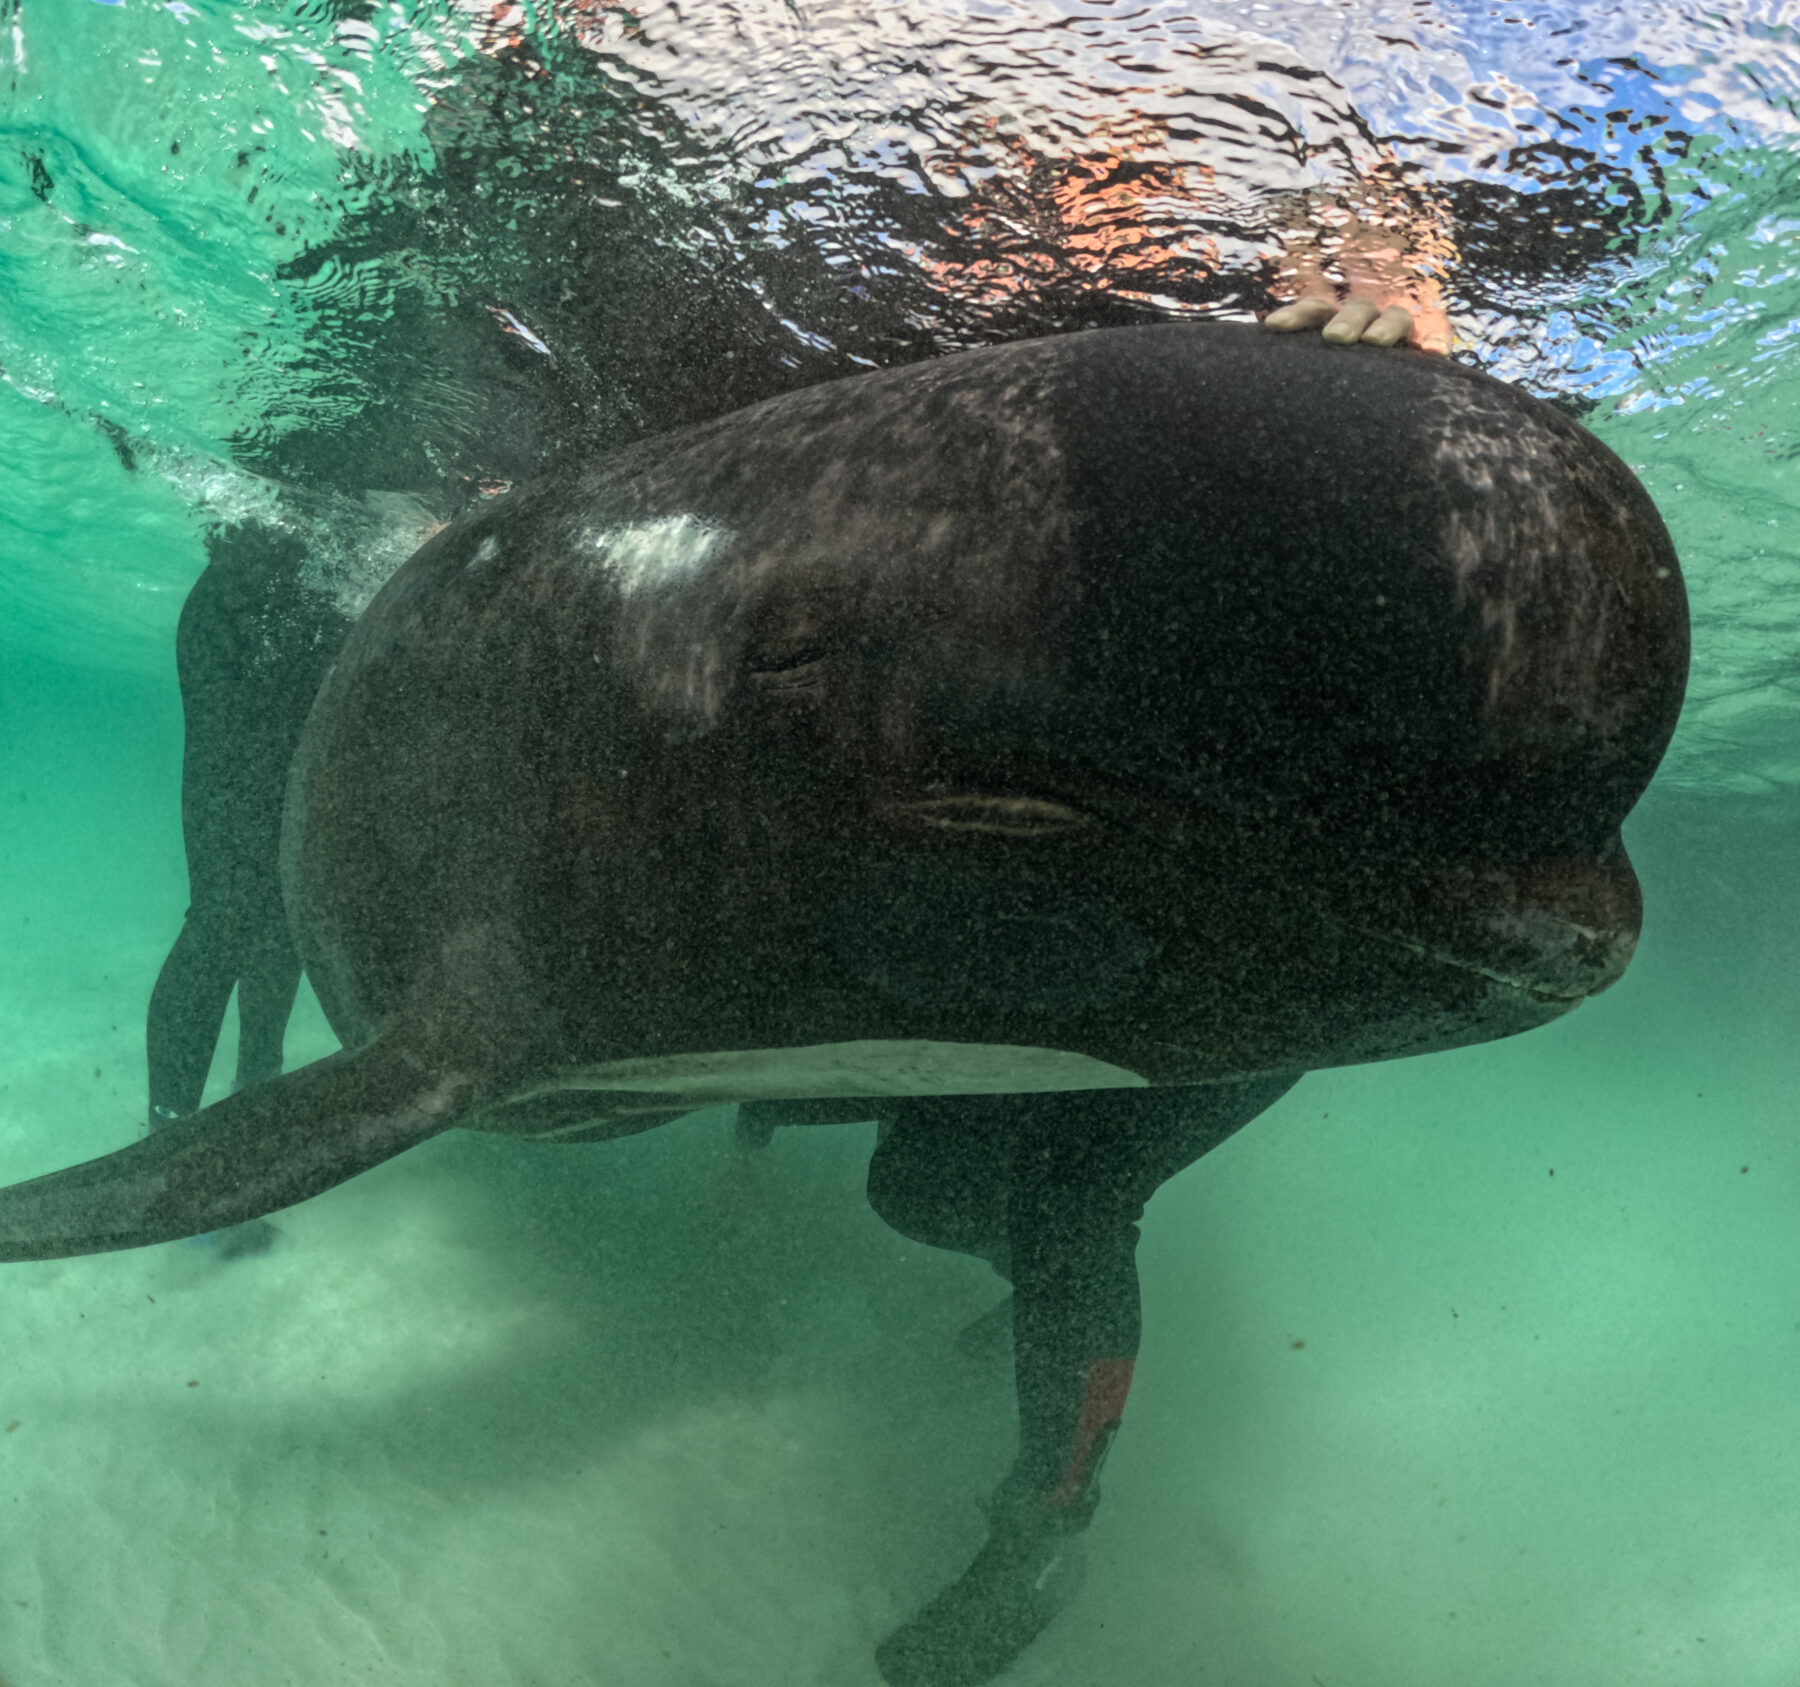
(0, 321), (1686, 1253)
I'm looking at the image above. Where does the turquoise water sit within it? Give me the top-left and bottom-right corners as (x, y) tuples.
(2, 3), (1799, 1684)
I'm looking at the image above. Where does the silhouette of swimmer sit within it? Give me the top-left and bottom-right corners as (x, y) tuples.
(145, 521), (351, 1148)
(738, 1077), (1297, 1684)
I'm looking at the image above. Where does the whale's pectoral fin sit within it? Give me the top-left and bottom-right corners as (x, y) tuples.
(0, 1037), (485, 1262)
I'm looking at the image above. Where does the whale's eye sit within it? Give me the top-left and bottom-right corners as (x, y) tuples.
(747, 643), (832, 680)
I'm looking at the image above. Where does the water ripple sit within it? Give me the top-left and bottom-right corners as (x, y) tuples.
(1, 0), (1798, 791)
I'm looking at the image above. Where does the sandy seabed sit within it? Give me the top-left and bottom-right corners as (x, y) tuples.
(1, 664), (1796, 1687)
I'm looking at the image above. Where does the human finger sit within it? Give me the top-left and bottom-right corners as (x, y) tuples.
(1359, 304), (1415, 346)
(1321, 298), (1381, 344)
(1409, 308), (1454, 356)
(1262, 296), (1338, 332)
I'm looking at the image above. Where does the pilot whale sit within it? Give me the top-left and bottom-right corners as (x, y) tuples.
(0, 323), (1687, 1685)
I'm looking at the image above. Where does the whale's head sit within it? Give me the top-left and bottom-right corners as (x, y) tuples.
(275, 323), (1689, 1087)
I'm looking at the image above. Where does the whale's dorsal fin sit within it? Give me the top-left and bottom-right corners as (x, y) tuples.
(0, 1038), (481, 1262)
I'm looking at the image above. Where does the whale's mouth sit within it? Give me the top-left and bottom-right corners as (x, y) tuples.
(1355, 853), (1643, 1006)
(1358, 924), (1608, 1003)
(877, 793), (1096, 837)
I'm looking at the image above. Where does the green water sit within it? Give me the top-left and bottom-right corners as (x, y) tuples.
(2, 3), (1799, 1684)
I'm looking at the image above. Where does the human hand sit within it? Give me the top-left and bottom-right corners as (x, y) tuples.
(1261, 183), (1455, 355)
(1262, 294), (1422, 347)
